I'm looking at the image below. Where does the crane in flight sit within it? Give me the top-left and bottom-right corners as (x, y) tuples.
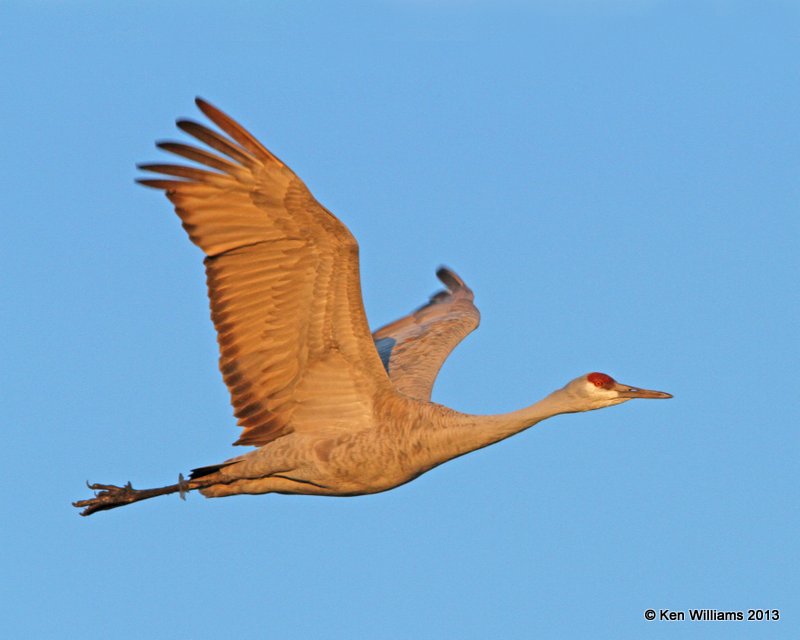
(74, 99), (671, 516)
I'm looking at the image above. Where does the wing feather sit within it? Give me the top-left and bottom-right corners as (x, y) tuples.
(140, 99), (392, 446)
(372, 267), (480, 401)
(155, 141), (247, 177)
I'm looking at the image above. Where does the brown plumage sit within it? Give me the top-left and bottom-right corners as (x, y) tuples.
(74, 99), (671, 516)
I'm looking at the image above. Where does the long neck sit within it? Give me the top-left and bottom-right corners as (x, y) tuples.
(430, 388), (581, 462)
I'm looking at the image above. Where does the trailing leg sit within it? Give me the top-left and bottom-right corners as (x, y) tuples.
(73, 474), (210, 516)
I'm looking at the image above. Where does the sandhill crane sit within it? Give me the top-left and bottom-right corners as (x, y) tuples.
(73, 99), (671, 516)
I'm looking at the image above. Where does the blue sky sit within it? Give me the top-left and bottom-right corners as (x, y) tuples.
(2, 2), (797, 638)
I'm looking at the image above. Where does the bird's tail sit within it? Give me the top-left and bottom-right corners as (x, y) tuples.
(189, 461), (236, 480)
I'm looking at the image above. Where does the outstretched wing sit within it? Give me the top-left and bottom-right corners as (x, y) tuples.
(139, 98), (392, 447)
(372, 267), (480, 401)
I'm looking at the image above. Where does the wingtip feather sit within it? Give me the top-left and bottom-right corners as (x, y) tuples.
(193, 98), (284, 167)
(194, 97), (222, 122)
(136, 177), (183, 190)
(436, 266), (468, 292)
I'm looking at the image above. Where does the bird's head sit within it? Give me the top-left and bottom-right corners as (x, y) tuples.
(563, 372), (672, 410)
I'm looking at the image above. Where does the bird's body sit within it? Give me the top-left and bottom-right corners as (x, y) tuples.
(74, 99), (671, 516)
(201, 397), (456, 498)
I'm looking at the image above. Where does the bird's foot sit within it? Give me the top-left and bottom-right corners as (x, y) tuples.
(73, 481), (140, 517)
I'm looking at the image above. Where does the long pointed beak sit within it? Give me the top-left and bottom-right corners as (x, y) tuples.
(613, 382), (673, 399)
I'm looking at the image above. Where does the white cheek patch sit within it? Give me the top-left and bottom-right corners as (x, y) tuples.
(585, 380), (620, 402)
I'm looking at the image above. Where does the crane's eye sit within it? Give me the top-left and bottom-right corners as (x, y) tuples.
(588, 372), (615, 389)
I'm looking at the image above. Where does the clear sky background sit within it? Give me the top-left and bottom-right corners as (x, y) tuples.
(2, 2), (797, 638)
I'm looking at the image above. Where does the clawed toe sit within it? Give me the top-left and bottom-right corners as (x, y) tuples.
(85, 481), (128, 492)
(73, 481), (138, 516)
